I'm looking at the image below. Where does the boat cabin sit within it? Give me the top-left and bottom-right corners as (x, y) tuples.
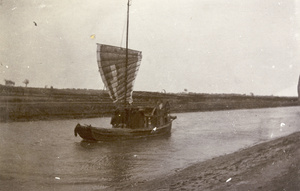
(110, 101), (173, 129)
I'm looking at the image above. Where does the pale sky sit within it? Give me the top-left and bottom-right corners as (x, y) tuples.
(1, 0), (300, 96)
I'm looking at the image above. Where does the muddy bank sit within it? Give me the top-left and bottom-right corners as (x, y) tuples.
(125, 131), (300, 191)
(0, 85), (299, 122)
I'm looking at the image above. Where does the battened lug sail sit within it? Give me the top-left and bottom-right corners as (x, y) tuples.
(97, 44), (142, 104)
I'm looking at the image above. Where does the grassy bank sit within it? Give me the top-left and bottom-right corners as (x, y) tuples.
(0, 85), (299, 122)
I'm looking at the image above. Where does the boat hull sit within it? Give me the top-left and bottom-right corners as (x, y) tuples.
(74, 122), (173, 141)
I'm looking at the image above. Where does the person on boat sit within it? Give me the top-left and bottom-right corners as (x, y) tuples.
(138, 109), (145, 128)
(163, 101), (171, 123)
(156, 100), (164, 126)
(111, 109), (121, 127)
(121, 108), (129, 128)
(149, 101), (164, 127)
(127, 108), (145, 129)
(126, 108), (134, 128)
(134, 108), (145, 129)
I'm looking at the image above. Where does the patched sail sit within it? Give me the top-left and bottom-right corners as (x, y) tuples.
(97, 44), (142, 104)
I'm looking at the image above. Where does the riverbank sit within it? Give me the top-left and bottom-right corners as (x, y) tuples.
(1, 85), (299, 122)
(125, 131), (300, 191)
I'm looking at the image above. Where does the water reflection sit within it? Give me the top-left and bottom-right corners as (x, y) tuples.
(77, 135), (173, 185)
(79, 141), (131, 182)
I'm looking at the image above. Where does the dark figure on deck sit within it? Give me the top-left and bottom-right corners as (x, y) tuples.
(157, 101), (164, 126)
(111, 109), (121, 127)
(127, 108), (145, 129)
(110, 109), (128, 128)
(150, 100), (169, 127)
(163, 101), (171, 123)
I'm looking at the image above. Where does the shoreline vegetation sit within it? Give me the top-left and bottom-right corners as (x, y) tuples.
(0, 84), (299, 122)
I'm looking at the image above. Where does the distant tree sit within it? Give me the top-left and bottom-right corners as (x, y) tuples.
(4, 79), (15, 86)
(23, 79), (29, 87)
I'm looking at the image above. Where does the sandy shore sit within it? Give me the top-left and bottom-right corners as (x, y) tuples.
(123, 132), (300, 191)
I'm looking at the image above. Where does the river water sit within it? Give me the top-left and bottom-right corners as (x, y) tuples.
(0, 106), (299, 190)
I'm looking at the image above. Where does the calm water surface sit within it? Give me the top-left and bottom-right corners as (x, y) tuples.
(0, 106), (299, 190)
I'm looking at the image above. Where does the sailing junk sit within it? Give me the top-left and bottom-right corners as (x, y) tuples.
(74, 43), (176, 140)
(75, 44), (177, 140)
(74, 1), (176, 141)
(97, 44), (142, 104)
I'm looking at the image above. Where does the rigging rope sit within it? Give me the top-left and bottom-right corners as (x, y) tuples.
(120, 17), (127, 47)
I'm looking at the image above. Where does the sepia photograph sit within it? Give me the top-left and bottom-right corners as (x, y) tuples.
(0, 0), (300, 190)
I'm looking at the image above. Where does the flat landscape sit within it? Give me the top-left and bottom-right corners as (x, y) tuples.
(0, 84), (299, 122)
(1, 85), (300, 190)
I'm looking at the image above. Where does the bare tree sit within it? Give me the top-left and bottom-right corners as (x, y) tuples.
(23, 79), (29, 87)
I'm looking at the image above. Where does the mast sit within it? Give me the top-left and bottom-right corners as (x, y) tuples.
(298, 75), (300, 101)
(124, 0), (130, 107)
